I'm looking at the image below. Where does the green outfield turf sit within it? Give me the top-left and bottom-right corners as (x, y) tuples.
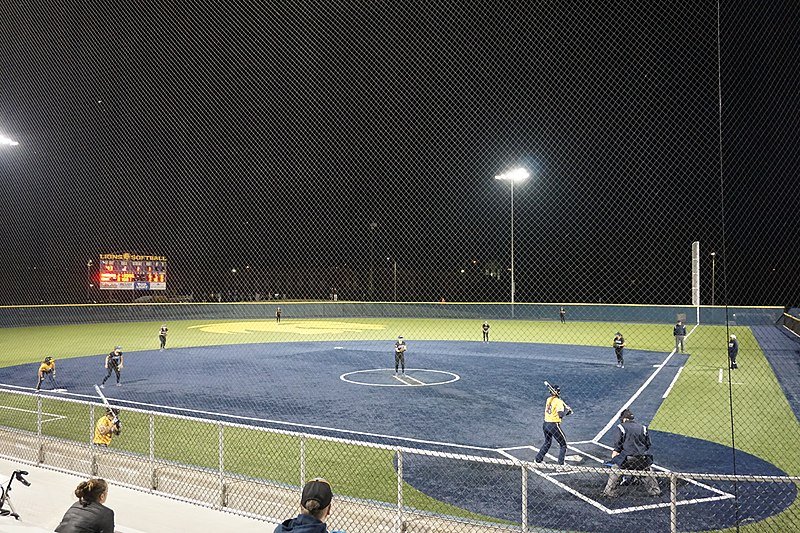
(1, 317), (798, 530)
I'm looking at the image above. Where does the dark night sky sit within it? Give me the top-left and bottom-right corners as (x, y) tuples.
(0, 1), (797, 306)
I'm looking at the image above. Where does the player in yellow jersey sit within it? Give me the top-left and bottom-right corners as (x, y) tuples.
(534, 384), (573, 465)
(36, 356), (56, 391)
(93, 408), (121, 447)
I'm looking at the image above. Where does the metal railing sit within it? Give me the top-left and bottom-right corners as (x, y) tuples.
(0, 387), (797, 532)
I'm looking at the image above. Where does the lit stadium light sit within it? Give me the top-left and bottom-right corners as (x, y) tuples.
(494, 167), (529, 182)
(0, 135), (19, 146)
(494, 167), (531, 318)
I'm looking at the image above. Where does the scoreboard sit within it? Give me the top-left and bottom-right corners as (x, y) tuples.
(97, 253), (167, 291)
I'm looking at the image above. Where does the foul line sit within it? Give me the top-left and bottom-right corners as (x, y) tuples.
(0, 405), (66, 423)
(593, 324), (697, 442)
(662, 366), (684, 399)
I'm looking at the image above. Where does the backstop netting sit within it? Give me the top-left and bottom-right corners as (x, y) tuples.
(0, 1), (798, 532)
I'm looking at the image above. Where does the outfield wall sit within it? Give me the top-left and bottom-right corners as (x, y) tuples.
(0, 302), (782, 328)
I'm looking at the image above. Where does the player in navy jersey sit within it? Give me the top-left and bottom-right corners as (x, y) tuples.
(159, 324), (168, 350)
(100, 346), (123, 387)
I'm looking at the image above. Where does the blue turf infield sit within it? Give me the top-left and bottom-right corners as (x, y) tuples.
(0, 338), (794, 531)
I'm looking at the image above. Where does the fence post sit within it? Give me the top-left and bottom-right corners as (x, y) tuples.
(89, 404), (97, 476)
(218, 422), (225, 509)
(36, 394), (43, 463)
(300, 436), (306, 487)
(149, 413), (156, 490)
(397, 449), (404, 533)
(521, 463), (528, 532)
(670, 472), (678, 533)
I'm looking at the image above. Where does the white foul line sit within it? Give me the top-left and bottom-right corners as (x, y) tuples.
(593, 324), (697, 442)
(663, 366), (684, 399)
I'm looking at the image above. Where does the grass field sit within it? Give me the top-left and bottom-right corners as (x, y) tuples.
(1, 317), (798, 530)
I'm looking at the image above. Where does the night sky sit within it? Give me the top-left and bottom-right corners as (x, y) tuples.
(0, 1), (797, 306)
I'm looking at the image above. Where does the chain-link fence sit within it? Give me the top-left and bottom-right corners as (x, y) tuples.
(1, 387), (798, 532)
(1, 0), (799, 532)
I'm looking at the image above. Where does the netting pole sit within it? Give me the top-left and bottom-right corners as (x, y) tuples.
(692, 241), (700, 325)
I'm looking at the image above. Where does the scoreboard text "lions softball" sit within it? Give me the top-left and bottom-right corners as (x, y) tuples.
(97, 253), (167, 291)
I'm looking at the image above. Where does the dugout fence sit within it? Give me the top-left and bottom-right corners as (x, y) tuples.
(0, 387), (797, 532)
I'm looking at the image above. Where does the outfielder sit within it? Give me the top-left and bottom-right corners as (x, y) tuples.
(159, 323), (168, 350)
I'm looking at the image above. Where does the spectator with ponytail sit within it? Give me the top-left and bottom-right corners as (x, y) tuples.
(274, 478), (345, 532)
(55, 478), (115, 532)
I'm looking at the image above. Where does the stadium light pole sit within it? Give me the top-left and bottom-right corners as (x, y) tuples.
(710, 252), (716, 306)
(495, 167), (530, 318)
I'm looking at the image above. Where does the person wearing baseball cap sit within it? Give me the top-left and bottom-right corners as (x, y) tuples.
(274, 478), (343, 532)
(100, 346), (124, 388)
(36, 356), (56, 391)
(728, 334), (738, 369)
(601, 409), (661, 498)
(394, 336), (407, 375)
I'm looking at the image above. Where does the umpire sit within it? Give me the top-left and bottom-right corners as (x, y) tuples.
(728, 334), (738, 369)
(602, 409), (661, 497)
(673, 320), (686, 353)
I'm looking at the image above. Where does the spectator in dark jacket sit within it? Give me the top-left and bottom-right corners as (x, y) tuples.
(55, 478), (114, 533)
(673, 320), (687, 353)
(274, 478), (345, 533)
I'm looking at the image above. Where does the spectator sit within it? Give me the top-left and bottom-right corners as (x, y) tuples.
(274, 478), (345, 533)
(559, 306), (566, 323)
(482, 321), (490, 342)
(55, 478), (115, 533)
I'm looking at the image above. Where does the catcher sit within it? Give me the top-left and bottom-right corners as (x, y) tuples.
(93, 407), (121, 447)
(394, 336), (407, 374)
(36, 356), (57, 391)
